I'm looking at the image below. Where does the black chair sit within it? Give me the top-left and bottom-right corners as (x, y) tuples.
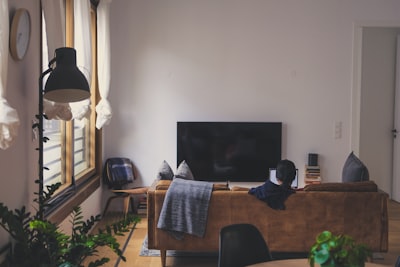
(395, 256), (400, 267)
(218, 223), (272, 267)
(102, 157), (148, 217)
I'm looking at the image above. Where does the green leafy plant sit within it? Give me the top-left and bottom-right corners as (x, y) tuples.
(309, 230), (372, 267)
(0, 182), (140, 267)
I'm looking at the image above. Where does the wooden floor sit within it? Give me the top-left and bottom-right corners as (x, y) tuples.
(102, 200), (400, 267)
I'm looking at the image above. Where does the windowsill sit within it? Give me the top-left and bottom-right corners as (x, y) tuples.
(46, 175), (100, 225)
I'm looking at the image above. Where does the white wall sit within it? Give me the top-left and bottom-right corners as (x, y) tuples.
(0, 0), (40, 250)
(105, 0), (400, 188)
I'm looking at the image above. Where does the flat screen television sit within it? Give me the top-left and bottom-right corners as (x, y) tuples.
(177, 122), (282, 182)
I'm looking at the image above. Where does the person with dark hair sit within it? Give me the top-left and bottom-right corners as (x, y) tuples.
(248, 159), (297, 210)
(276, 159), (297, 187)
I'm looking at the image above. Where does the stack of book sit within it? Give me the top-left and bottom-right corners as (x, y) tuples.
(304, 165), (322, 185)
(136, 196), (147, 215)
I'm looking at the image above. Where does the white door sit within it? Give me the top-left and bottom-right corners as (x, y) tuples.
(358, 27), (398, 196)
(392, 36), (400, 202)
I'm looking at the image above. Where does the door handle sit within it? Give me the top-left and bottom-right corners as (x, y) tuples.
(393, 129), (398, 138)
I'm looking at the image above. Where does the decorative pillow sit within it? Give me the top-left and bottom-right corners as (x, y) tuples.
(342, 152), (370, 182)
(156, 160), (174, 180)
(175, 160), (195, 180)
(304, 181), (377, 192)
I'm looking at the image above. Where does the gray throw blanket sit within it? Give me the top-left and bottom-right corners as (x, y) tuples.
(157, 178), (213, 240)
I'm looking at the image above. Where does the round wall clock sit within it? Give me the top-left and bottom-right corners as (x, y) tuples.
(10, 8), (31, 61)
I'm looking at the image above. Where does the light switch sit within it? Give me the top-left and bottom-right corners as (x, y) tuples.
(334, 121), (342, 139)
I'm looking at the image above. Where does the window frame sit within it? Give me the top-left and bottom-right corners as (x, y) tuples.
(44, 0), (102, 225)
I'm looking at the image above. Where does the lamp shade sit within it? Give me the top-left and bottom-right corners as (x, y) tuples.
(43, 47), (90, 103)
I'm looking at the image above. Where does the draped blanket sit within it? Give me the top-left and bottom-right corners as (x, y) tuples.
(157, 178), (213, 240)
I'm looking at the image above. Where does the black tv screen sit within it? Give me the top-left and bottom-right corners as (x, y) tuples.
(177, 122), (282, 182)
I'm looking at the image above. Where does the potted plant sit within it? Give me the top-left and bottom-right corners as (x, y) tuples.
(308, 230), (372, 267)
(0, 182), (140, 267)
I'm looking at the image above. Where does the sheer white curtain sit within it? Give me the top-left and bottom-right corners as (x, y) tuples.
(0, 1), (20, 150)
(41, 0), (72, 120)
(96, 0), (113, 129)
(70, 0), (91, 121)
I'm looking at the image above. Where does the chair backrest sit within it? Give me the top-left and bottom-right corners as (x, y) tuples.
(103, 157), (135, 189)
(218, 223), (272, 267)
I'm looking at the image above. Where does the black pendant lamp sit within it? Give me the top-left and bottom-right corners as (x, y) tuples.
(43, 47), (90, 103)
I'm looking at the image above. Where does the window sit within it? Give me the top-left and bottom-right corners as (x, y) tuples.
(41, 0), (101, 224)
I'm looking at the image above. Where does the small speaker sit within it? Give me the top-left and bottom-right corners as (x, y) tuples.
(308, 153), (318, 166)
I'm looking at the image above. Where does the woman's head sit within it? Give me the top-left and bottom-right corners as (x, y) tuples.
(276, 159), (296, 186)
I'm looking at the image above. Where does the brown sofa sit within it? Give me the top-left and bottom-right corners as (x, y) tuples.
(147, 180), (388, 267)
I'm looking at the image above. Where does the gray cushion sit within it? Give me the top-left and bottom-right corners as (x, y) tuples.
(157, 160), (174, 180)
(342, 152), (369, 182)
(175, 160), (195, 180)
